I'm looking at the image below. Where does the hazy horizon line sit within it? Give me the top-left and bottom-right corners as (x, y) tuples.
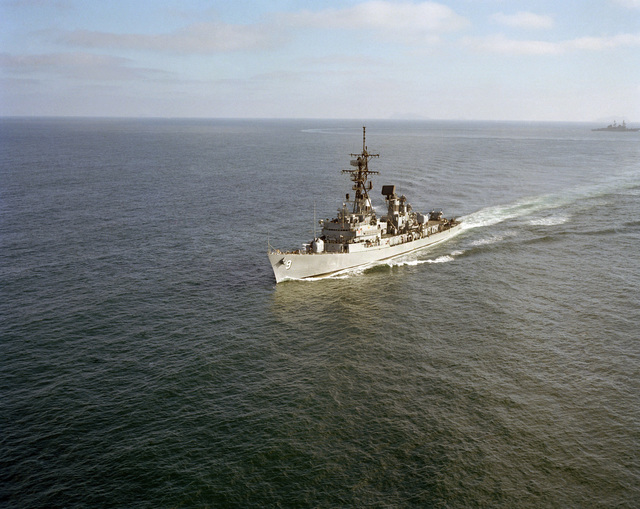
(1, 115), (636, 124)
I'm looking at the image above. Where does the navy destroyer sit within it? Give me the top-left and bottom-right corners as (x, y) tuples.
(268, 127), (461, 283)
(592, 120), (639, 132)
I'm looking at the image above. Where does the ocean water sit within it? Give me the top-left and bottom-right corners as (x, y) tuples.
(1, 118), (639, 507)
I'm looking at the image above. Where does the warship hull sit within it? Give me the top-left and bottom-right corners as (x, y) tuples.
(592, 121), (639, 132)
(269, 223), (462, 283)
(592, 127), (639, 132)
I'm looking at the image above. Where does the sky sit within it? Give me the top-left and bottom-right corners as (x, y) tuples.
(1, 0), (639, 121)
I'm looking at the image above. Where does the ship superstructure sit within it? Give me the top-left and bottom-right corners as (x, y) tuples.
(268, 127), (461, 282)
(592, 120), (640, 132)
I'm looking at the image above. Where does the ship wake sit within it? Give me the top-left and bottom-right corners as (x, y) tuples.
(460, 170), (639, 232)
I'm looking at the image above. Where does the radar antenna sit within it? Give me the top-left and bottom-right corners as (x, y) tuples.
(342, 126), (379, 214)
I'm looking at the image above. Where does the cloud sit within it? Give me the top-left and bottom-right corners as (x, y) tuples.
(6, 0), (71, 8)
(463, 35), (559, 55)
(284, 1), (469, 35)
(612, 0), (640, 8)
(567, 33), (640, 50)
(57, 21), (283, 53)
(296, 54), (386, 69)
(52, 2), (468, 54)
(491, 11), (554, 30)
(463, 33), (640, 55)
(0, 52), (171, 80)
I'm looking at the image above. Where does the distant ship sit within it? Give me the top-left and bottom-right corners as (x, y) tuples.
(592, 120), (639, 132)
(268, 127), (461, 283)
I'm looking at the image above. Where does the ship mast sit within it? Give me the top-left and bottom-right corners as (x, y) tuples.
(342, 126), (379, 215)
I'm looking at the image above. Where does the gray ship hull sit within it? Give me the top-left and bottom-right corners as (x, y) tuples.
(269, 223), (462, 283)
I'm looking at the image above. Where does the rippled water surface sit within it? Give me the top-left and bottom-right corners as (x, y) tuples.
(1, 118), (639, 507)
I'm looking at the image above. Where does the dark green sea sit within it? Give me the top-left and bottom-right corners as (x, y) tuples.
(1, 118), (639, 507)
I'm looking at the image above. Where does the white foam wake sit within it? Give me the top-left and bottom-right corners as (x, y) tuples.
(386, 255), (455, 267)
(527, 215), (570, 226)
(459, 194), (561, 231)
(460, 171), (640, 233)
(305, 250), (462, 281)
